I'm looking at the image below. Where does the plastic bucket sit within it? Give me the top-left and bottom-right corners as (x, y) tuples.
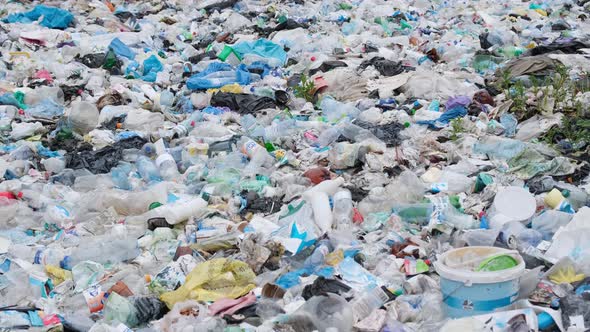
(434, 246), (525, 318)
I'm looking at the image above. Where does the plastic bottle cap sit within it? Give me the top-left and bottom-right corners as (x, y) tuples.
(60, 256), (71, 269)
(149, 202), (163, 210)
(544, 188), (565, 209)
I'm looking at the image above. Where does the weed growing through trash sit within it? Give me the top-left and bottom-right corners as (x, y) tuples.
(449, 117), (465, 141)
(499, 65), (590, 150)
(501, 65), (583, 116)
(500, 70), (527, 115)
(294, 74), (316, 102)
(545, 116), (590, 147)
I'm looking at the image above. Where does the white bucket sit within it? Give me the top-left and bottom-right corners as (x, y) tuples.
(434, 246), (525, 318)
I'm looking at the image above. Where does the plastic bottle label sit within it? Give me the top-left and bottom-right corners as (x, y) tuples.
(430, 183), (448, 193)
(34, 250), (43, 264)
(557, 200), (575, 214)
(83, 285), (106, 313)
(352, 287), (389, 322)
(403, 259), (430, 276)
(241, 139), (260, 158)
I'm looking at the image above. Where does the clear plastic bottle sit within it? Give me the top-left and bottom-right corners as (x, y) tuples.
(238, 137), (273, 175)
(240, 114), (264, 137)
(263, 119), (296, 142)
(11, 244), (69, 267)
(159, 90), (174, 111)
(111, 163), (132, 190)
(317, 126), (341, 147)
(320, 96), (360, 122)
(62, 237), (140, 269)
(351, 286), (391, 322)
(136, 156), (162, 182)
(303, 241), (331, 270)
(141, 143), (157, 159)
(500, 221), (543, 250)
(333, 190), (353, 230)
(156, 153), (180, 181)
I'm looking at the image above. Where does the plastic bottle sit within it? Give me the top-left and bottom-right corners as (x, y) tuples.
(156, 153), (180, 181)
(143, 197), (208, 225)
(320, 96), (360, 122)
(10, 244), (69, 267)
(239, 136), (274, 175)
(111, 163), (132, 190)
(304, 191), (333, 234)
(41, 157), (66, 174)
(136, 155), (162, 182)
(264, 119), (296, 142)
(351, 286), (391, 322)
(305, 177), (345, 196)
(431, 171), (474, 194)
(141, 143), (157, 158)
(333, 190), (353, 230)
(62, 237), (140, 269)
(500, 221), (543, 250)
(544, 188), (575, 214)
(240, 114), (264, 137)
(303, 241), (331, 270)
(555, 183), (588, 211)
(317, 126), (341, 147)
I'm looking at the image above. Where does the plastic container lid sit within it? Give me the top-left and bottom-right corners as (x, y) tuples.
(492, 186), (536, 222)
(434, 246), (525, 284)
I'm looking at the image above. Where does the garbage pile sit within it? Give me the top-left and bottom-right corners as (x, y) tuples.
(1, 0), (590, 331)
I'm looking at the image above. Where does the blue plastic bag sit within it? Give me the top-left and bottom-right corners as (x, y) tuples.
(124, 56), (163, 82)
(109, 38), (136, 60)
(0, 93), (22, 108)
(231, 39), (288, 66)
(186, 62), (252, 90)
(25, 99), (64, 119)
(3, 5), (74, 29)
(141, 55), (163, 82)
(417, 106), (468, 129)
(500, 113), (518, 137)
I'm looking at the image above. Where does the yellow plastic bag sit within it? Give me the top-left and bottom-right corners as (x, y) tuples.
(160, 258), (256, 308)
(325, 249), (344, 266)
(549, 266), (585, 284)
(45, 265), (73, 285)
(207, 83), (243, 94)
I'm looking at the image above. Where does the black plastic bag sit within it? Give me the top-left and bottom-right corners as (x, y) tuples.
(358, 57), (404, 76)
(210, 92), (276, 114)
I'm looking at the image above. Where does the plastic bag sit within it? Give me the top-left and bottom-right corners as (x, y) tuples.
(160, 258), (256, 308)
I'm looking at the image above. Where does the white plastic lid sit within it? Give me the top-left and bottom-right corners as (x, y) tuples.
(492, 186), (536, 222)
